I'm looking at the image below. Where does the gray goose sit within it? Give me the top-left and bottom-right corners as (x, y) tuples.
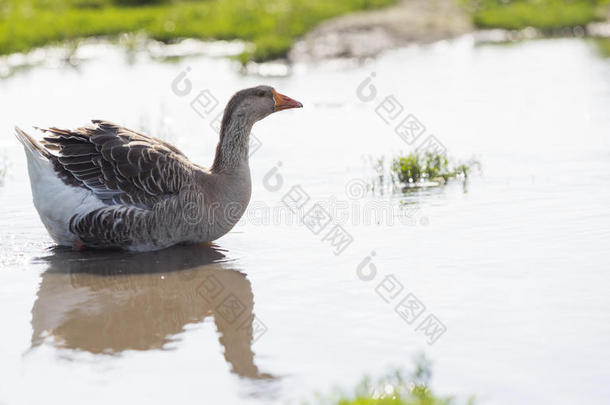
(15, 86), (302, 252)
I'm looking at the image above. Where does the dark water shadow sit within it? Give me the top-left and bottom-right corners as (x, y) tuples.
(30, 244), (273, 380)
(35, 243), (229, 275)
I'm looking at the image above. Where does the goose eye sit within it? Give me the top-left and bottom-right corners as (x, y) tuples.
(256, 90), (266, 97)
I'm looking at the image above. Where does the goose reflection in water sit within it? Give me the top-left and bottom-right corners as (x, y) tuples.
(30, 244), (272, 380)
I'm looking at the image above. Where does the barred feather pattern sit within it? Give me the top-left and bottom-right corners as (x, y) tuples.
(69, 188), (210, 250)
(35, 120), (238, 250)
(40, 120), (194, 208)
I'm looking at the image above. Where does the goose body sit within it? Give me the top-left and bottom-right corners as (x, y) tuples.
(15, 86), (302, 252)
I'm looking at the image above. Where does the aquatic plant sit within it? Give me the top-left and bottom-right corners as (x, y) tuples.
(315, 356), (474, 405)
(390, 152), (479, 187)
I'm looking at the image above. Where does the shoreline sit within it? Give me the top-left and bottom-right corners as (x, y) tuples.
(3, 0), (610, 78)
(2, 31), (610, 79)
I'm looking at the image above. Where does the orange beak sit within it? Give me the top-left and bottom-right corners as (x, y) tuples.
(272, 89), (303, 112)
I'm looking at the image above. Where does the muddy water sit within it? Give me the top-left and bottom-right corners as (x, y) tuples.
(1, 37), (609, 404)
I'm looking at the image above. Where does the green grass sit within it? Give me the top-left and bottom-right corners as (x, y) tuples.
(390, 152), (479, 186)
(0, 0), (396, 62)
(317, 357), (474, 405)
(463, 0), (610, 31)
(592, 37), (610, 56)
(335, 375), (454, 405)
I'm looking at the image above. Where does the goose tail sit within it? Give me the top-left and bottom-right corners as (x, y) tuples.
(14, 126), (51, 161)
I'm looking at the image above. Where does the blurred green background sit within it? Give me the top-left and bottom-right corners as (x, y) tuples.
(2, 0), (609, 63)
(0, 0), (396, 62)
(464, 0), (610, 30)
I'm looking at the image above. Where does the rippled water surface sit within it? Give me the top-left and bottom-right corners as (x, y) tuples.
(1, 37), (609, 404)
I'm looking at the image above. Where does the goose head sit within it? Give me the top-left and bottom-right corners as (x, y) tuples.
(221, 85), (303, 128)
(212, 86), (302, 172)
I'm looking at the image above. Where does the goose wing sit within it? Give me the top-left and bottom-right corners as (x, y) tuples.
(40, 120), (197, 207)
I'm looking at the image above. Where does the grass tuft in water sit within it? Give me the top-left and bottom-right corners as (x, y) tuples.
(316, 356), (474, 405)
(462, 0), (610, 31)
(390, 152), (479, 188)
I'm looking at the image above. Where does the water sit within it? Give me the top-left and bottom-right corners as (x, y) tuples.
(1, 36), (609, 404)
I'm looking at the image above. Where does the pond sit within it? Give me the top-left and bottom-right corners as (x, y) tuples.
(0, 36), (609, 404)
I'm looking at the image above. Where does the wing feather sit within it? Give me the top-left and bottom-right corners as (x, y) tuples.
(39, 120), (195, 207)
